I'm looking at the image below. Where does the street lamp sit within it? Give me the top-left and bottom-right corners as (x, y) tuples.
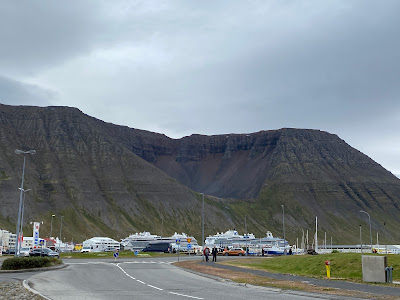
(359, 225), (363, 254)
(201, 193), (205, 261)
(245, 214), (247, 257)
(360, 210), (373, 253)
(161, 216), (163, 240)
(15, 149), (36, 256)
(50, 214), (56, 238)
(282, 205), (286, 255)
(18, 188), (31, 254)
(60, 216), (64, 252)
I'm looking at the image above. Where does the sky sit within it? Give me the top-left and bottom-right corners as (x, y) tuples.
(1, 0), (399, 176)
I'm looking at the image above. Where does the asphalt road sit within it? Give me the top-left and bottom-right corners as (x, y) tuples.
(24, 257), (356, 300)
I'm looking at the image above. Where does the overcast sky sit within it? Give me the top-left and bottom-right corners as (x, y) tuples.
(1, 0), (399, 176)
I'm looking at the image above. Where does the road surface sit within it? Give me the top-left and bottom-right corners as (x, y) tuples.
(25, 257), (352, 300)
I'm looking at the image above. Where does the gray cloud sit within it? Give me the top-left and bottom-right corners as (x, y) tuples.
(0, 76), (55, 106)
(1, 0), (400, 174)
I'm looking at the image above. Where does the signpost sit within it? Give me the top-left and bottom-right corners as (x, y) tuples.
(176, 239), (181, 262)
(114, 250), (119, 262)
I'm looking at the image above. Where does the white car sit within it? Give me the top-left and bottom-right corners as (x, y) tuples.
(20, 247), (31, 257)
(81, 246), (92, 253)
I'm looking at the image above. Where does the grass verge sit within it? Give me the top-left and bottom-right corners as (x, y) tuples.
(222, 253), (400, 282)
(175, 255), (400, 300)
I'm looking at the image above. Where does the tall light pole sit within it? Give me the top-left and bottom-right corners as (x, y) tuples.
(281, 205), (286, 255)
(161, 216), (163, 240)
(18, 188), (31, 254)
(50, 214), (56, 238)
(201, 193), (204, 261)
(59, 216), (64, 252)
(245, 214), (247, 256)
(360, 210), (373, 253)
(15, 149), (36, 256)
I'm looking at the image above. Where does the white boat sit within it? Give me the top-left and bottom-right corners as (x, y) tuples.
(205, 229), (256, 248)
(121, 231), (198, 251)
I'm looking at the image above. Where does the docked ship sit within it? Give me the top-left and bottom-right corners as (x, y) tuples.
(205, 230), (290, 255)
(121, 231), (199, 251)
(204, 229), (256, 248)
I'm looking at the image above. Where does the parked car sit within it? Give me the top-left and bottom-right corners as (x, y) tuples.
(222, 248), (245, 256)
(29, 248), (60, 258)
(19, 247), (31, 257)
(80, 246), (92, 253)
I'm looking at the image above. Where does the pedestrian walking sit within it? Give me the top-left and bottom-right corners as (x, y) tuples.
(212, 246), (217, 262)
(204, 247), (210, 262)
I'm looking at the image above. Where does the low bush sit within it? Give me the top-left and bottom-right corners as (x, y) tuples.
(1, 257), (62, 270)
(331, 249), (340, 253)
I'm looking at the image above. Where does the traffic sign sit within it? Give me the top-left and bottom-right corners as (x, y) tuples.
(176, 239), (181, 244)
(187, 244), (192, 249)
(113, 252), (119, 258)
(40, 240), (44, 245)
(134, 250), (139, 255)
(187, 238), (192, 243)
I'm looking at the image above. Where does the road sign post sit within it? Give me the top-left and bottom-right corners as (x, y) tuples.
(114, 251), (119, 262)
(176, 239), (181, 262)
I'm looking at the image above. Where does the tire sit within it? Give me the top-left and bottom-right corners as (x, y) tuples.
(224, 253), (229, 256)
(238, 253), (243, 256)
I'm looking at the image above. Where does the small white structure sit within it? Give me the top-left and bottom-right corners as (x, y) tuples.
(83, 237), (120, 252)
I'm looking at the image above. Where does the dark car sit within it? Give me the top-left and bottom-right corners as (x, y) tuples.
(29, 248), (59, 258)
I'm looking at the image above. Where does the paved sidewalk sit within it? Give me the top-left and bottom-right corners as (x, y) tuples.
(200, 261), (400, 297)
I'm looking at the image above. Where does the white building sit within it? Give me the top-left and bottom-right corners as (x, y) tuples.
(0, 230), (16, 252)
(83, 237), (120, 252)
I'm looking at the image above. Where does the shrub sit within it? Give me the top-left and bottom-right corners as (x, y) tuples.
(331, 249), (340, 253)
(1, 257), (62, 270)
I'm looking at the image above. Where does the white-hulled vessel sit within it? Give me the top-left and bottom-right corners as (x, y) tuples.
(205, 229), (256, 248)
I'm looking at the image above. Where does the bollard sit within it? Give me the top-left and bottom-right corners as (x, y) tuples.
(385, 266), (393, 283)
(325, 260), (331, 279)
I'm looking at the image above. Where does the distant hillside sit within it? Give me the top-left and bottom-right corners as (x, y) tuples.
(1, 103), (400, 244)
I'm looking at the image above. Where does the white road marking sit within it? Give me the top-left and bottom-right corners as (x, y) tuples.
(147, 284), (163, 290)
(169, 292), (203, 299)
(114, 263), (203, 299)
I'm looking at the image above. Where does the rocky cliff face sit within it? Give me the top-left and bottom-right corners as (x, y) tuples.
(1, 104), (400, 244)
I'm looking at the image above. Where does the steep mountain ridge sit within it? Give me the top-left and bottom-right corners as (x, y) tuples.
(0, 104), (399, 244)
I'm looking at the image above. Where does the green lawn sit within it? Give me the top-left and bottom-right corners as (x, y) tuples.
(223, 253), (400, 281)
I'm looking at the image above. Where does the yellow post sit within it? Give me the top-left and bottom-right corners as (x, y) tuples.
(325, 260), (331, 278)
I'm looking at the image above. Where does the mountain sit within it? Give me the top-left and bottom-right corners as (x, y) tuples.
(0, 103), (399, 244)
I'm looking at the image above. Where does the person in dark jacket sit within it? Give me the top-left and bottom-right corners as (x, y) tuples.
(212, 246), (218, 262)
(204, 247), (210, 261)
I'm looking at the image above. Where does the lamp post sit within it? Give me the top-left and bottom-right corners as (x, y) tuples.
(360, 210), (373, 253)
(245, 214), (247, 256)
(18, 188), (31, 254)
(359, 225), (363, 254)
(281, 205), (286, 255)
(59, 216), (64, 252)
(201, 193), (204, 261)
(161, 216), (163, 240)
(15, 149), (36, 256)
(50, 214), (56, 238)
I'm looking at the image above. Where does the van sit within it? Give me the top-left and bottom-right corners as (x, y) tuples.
(142, 242), (170, 253)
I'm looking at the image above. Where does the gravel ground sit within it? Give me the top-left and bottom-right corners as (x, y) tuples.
(0, 281), (44, 300)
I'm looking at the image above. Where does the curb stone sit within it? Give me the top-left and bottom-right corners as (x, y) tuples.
(23, 280), (51, 300)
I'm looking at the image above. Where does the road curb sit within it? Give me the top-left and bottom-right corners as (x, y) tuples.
(0, 263), (67, 273)
(23, 280), (51, 300)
